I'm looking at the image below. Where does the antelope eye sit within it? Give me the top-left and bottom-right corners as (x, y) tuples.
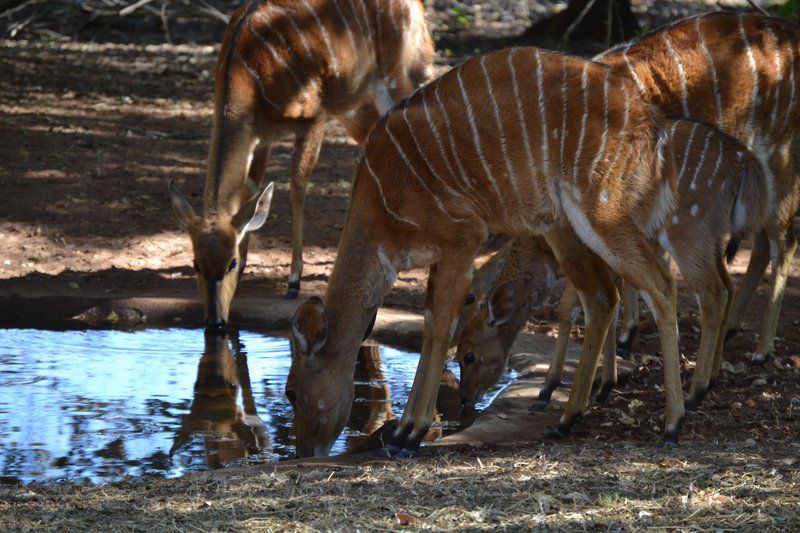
(463, 352), (476, 365)
(228, 259), (238, 273)
(192, 260), (200, 273)
(464, 293), (475, 306)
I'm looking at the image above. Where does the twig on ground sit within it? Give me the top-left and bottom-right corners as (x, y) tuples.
(560, 0), (599, 50)
(119, 0), (158, 17)
(746, 0), (771, 16)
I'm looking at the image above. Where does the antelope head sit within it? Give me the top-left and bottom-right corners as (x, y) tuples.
(456, 280), (516, 407)
(168, 180), (274, 332)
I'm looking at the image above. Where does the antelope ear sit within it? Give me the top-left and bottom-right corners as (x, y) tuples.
(168, 181), (198, 230)
(363, 309), (378, 341)
(292, 296), (328, 356)
(233, 181), (274, 234)
(487, 281), (514, 327)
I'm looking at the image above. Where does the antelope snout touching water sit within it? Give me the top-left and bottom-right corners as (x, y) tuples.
(169, 0), (434, 331)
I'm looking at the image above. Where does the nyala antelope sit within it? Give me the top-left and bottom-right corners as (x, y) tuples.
(169, 0), (434, 331)
(597, 12), (800, 364)
(455, 237), (620, 411)
(287, 47), (767, 457)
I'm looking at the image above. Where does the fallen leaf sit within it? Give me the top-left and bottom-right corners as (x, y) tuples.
(395, 512), (418, 526)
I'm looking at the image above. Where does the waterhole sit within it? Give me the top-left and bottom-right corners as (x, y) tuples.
(0, 328), (514, 484)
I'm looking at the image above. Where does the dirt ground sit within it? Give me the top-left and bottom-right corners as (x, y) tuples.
(2, 1), (800, 530)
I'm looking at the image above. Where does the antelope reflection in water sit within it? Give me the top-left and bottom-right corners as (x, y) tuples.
(345, 344), (472, 454)
(171, 332), (269, 467)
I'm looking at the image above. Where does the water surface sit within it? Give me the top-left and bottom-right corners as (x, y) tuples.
(0, 328), (513, 484)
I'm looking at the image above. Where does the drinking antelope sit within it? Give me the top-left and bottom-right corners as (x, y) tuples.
(287, 47), (767, 457)
(169, 0), (434, 330)
(597, 12), (800, 365)
(455, 238), (620, 411)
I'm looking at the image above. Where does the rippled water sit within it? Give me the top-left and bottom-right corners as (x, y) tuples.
(0, 328), (514, 484)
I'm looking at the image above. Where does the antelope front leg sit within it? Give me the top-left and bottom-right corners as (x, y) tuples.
(544, 230), (618, 437)
(594, 301), (619, 405)
(684, 262), (729, 411)
(617, 282), (639, 358)
(532, 281), (580, 411)
(726, 230), (770, 339)
(286, 119), (326, 300)
(752, 225), (797, 364)
(387, 258), (474, 457)
(711, 252), (736, 382)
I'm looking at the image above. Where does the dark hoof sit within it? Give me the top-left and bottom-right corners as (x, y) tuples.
(594, 381), (615, 405)
(530, 399), (551, 412)
(546, 414), (581, 439)
(684, 389), (707, 412)
(544, 427), (569, 440)
(661, 418), (684, 447)
(532, 382), (559, 411)
(391, 448), (417, 459)
(750, 351), (771, 366)
(284, 281), (300, 300)
(725, 327), (739, 342)
(616, 326), (638, 358)
(385, 423), (424, 458)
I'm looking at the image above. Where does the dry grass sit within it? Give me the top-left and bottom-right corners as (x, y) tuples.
(2, 435), (798, 531)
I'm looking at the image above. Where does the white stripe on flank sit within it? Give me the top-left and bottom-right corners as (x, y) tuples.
(662, 32), (690, 116)
(401, 107), (466, 202)
(299, 0), (339, 76)
(606, 88), (630, 179)
(385, 119), (464, 223)
(481, 56), (519, 197)
(708, 136), (724, 187)
(623, 46), (647, 97)
(559, 55), (569, 166)
(507, 50), (538, 187)
(331, 0), (359, 62)
(434, 80), (475, 191)
(740, 14), (759, 135)
(234, 52), (279, 109)
(782, 39), (796, 134)
(457, 68), (504, 204)
(676, 122), (698, 185)
(363, 154), (420, 228)
(284, 11), (320, 69)
(344, 0), (366, 38)
(765, 23), (783, 129)
(421, 89), (463, 190)
(535, 50), (551, 176)
(389, 1), (403, 35)
(246, 23), (304, 89)
(588, 70), (610, 181)
(573, 63), (590, 176)
(689, 129), (713, 190)
(695, 17), (723, 128)
(356, 0), (374, 39)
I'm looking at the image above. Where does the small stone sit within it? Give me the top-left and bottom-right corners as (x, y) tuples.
(752, 378), (768, 386)
(629, 399), (644, 410)
(732, 402), (742, 409)
(744, 438), (757, 447)
(733, 362), (748, 374)
(720, 360), (735, 373)
(638, 510), (653, 521)
(69, 282), (80, 289)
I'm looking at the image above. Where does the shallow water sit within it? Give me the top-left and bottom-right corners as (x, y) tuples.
(0, 328), (513, 484)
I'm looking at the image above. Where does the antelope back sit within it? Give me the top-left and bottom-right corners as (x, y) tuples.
(356, 47), (665, 244)
(598, 13), (800, 160)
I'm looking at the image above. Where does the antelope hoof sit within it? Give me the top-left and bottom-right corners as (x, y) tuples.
(724, 327), (739, 342)
(546, 413), (581, 439)
(531, 382), (559, 411)
(661, 418), (684, 447)
(616, 326), (637, 358)
(684, 388), (707, 412)
(750, 350), (772, 366)
(284, 281), (301, 300)
(594, 381), (615, 405)
(385, 423), (425, 459)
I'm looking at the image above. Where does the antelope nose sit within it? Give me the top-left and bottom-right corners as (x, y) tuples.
(204, 319), (226, 334)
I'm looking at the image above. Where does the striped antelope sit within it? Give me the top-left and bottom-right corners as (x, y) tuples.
(169, 0), (434, 330)
(455, 237), (621, 410)
(286, 47), (767, 457)
(597, 12), (800, 365)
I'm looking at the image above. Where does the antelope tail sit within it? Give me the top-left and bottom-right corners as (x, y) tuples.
(725, 158), (769, 263)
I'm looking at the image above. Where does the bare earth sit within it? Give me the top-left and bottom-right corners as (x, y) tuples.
(2, 7), (800, 529)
